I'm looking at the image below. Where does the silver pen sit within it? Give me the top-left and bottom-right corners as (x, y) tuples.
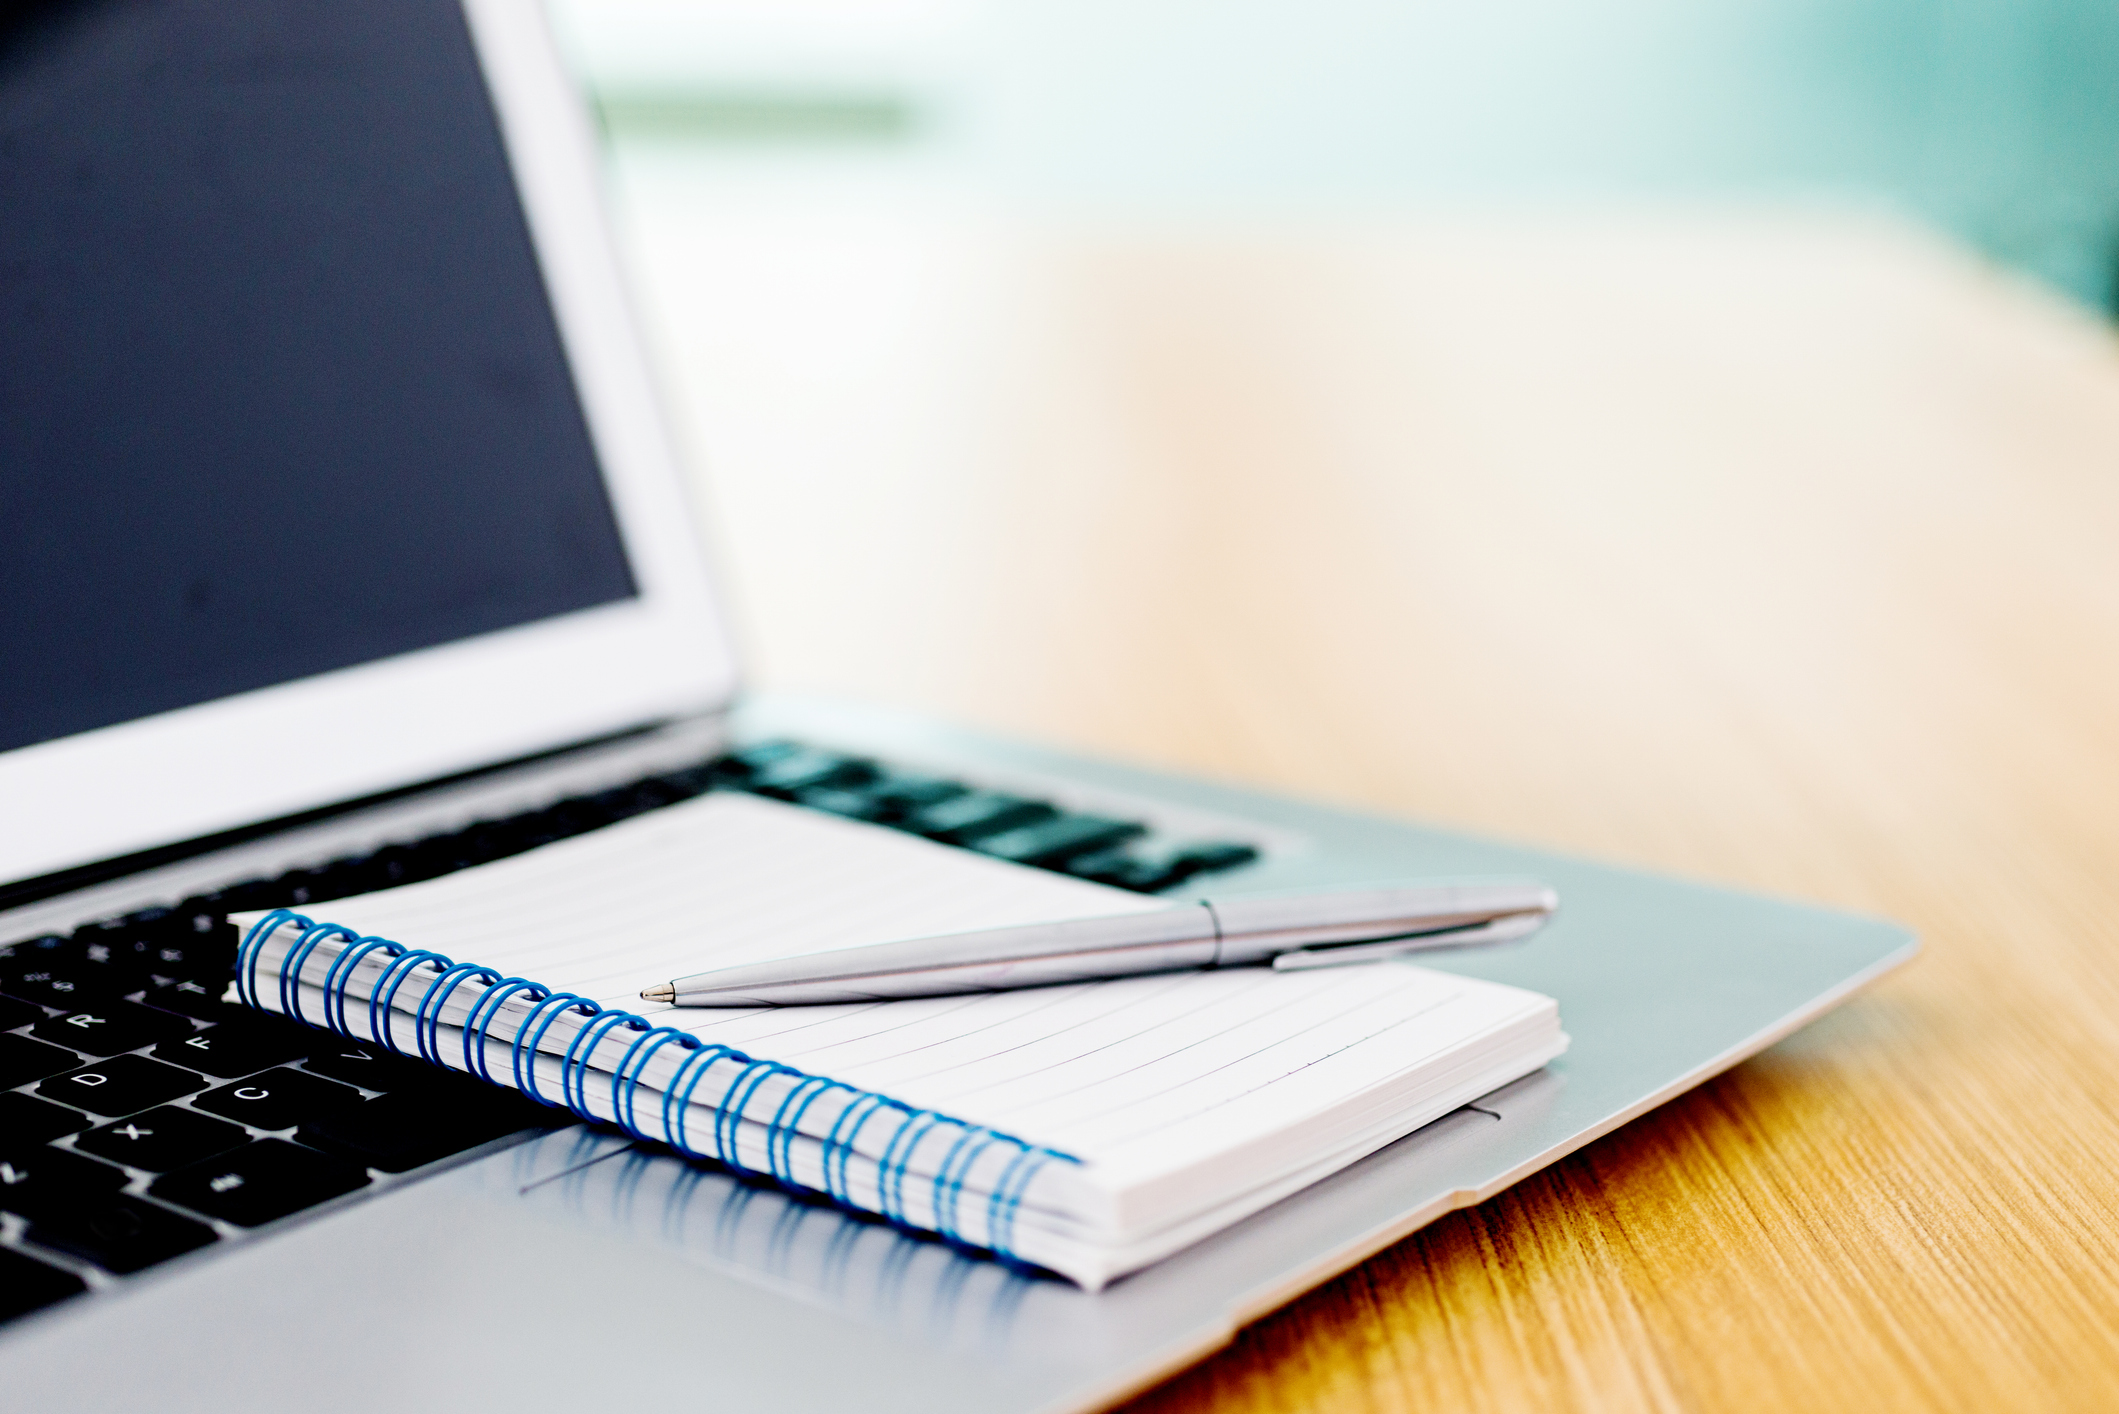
(641, 880), (1557, 1006)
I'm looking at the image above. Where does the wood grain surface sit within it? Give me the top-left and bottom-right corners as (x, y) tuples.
(632, 201), (2119, 1412)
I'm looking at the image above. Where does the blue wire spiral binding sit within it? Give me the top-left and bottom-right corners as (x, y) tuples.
(279, 921), (356, 1028)
(237, 908), (306, 1009)
(878, 1109), (946, 1226)
(989, 1142), (1060, 1264)
(231, 909), (1078, 1266)
(664, 1042), (749, 1169)
(929, 1123), (998, 1246)
(461, 978), (547, 1082)
(821, 1089), (893, 1205)
(609, 1026), (697, 1140)
(369, 948), (453, 1056)
(765, 1074), (843, 1188)
(323, 935), (405, 1036)
(511, 991), (601, 1108)
(561, 1010), (646, 1122)
(413, 962), (502, 1068)
(719, 1057), (798, 1173)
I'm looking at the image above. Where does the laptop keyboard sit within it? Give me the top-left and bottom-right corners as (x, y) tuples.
(0, 741), (1258, 1328)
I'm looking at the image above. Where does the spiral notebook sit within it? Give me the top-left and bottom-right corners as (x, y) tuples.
(231, 792), (1566, 1288)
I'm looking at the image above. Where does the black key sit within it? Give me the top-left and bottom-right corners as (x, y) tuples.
(1062, 847), (1188, 892)
(0, 1034), (83, 1089)
(334, 846), (416, 894)
(211, 878), (290, 913)
(586, 784), (654, 824)
(174, 891), (234, 920)
(646, 764), (714, 799)
(124, 907), (178, 934)
(441, 822), (518, 866)
(795, 786), (890, 821)
(973, 815), (1146, 868)
(0, 934), (79, 973)
(65, 935), (156, 993)
(479, 818), (560, 858)
(457, 819), (533, 861)
(0, 994), (43, 1030)
(398, 831), (486, 878)
(299, 1087), (545, 1173)
(142, 978), (245, 1023)
(22, 1191), (217, 1273)
(111, 921), (237, 985)
(75, 1106), (249, 1173)
(31, 1002), (192, 1057)
(747, 748), (875, 799)
(270, 869), (330, 907)
(621, 775), (690, 813)
(0, 931), (143, 1006)
(76, 907), (183, 947)
(151, 1017), (306, 1079)
(1065, 842), (1256, 890)
(290, 857), (379, 904)
(176, 905), (238, 942)
(193, 1068), (358, 1131)
(71, 911), (178, 987)
(0, 964), (123, 1009)
(547, 796), (621, 836)
(174, 902), (239, 940)
(299, 1040), (430, 1092)
(399, 831), (489, 882)
(0, 1140), (129, 1209)
(863, 774), (968, 817)
(905, 791), (1057, 844)
(710, 740), (803, 782)
(35, 1056), (204, 1118)
(553, 798), (619, 834)
(351, 848), (427, 892)
(1166, 841), (1261, 879)
(150, 1139), (369, 1226)
(0, 1143), (133, 1257)
(0, 1247), (87, 1321)
(0, 1093), (86, 1145)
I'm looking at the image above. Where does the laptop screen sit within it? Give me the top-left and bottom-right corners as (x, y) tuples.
(0, 0), (638, 757)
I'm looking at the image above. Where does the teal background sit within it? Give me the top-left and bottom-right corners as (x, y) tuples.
(560, 0), (2119, 313)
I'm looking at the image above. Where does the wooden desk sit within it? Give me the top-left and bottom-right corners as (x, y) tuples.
(636, 202), (2119, 1411)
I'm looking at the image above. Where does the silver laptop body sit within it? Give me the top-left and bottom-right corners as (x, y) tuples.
(0, 3), (1913, 1409)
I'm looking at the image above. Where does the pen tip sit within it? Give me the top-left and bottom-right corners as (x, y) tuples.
(641, 984), (674, 1004)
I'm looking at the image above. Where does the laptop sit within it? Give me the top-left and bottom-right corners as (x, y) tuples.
(0, 2), (1915, 1409)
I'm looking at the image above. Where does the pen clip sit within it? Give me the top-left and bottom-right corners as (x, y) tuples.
(1269, 911), (1549, 973)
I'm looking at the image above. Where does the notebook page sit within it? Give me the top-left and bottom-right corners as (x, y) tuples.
(298, 792), (1561, 1222)
(304, 791), (1169, 984)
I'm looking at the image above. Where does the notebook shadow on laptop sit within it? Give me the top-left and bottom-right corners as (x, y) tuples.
(485, 1127), (1107, 1360)
(478, 1067), (1568, 1365)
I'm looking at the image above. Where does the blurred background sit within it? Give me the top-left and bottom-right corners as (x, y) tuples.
(525, 15), (2119, 1403)
(553, 0), (2119, 301)
(539, 0), (2119, 872)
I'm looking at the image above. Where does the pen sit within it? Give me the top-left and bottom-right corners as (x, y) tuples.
(640, 880), (1557, 1006)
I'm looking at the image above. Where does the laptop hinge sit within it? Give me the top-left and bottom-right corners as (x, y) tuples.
(0, 713), (731, 925)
